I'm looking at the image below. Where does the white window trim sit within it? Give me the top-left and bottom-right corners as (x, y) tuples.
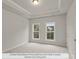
(45, 22), (55, 41)
(32, 23), (40, 40)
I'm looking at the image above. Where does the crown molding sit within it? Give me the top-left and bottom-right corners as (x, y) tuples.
(3, 0), (67, 19)
(2, 0), (32, 18)
(29, 0), (62, 19)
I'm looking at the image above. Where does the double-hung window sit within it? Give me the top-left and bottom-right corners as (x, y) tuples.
(46, 22), (55, 40)
(32, 22), (55, 40)
(32, 23), (40, 39)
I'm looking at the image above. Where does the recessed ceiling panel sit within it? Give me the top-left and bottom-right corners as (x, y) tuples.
(12, 0), (59, 15)
(3, 0), (74, 18)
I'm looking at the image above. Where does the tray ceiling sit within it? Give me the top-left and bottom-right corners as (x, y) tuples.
(2, 0), (73, 19)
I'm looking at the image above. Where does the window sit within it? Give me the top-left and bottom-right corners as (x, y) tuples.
(46, 22), (55, 40)
(32, 23), (40, 39)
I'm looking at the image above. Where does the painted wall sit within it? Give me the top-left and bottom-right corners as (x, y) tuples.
(29, 14), (67, 47)
(2, 9), (29, 52)
(66, 0), (76, 59)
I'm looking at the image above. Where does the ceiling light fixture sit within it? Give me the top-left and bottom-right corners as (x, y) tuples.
(32, 0), (39, 5)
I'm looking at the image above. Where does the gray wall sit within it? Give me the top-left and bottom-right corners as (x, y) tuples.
(29, 14), (67, 47)
(66, 0), (76, 59)
(2, 9), (29, 52)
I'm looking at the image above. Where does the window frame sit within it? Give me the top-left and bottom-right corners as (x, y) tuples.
(32, 23), (40, 40)
(45, 22), (55, 41)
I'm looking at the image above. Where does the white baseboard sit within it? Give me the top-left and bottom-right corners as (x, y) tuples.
(3, 41), (27, 53)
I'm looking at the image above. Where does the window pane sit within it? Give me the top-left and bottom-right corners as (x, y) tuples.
(47, 26), (54, 31)
(34, 25), (39, 31)
(47, 32), (54, 40)
(34, 32), (39, 38)
(47, 22), (55, 31)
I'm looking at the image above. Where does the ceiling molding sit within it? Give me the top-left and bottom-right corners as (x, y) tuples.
(29, 10), (67, 19)
(29, 9), (60, 19)
(2, 0), (31, 18)
(29, 0), (63, 19)
(3, 0), (67, 19)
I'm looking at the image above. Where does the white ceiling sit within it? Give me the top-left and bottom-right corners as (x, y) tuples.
(12, 0), (59, 15)
(3, 0), (73, 19)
